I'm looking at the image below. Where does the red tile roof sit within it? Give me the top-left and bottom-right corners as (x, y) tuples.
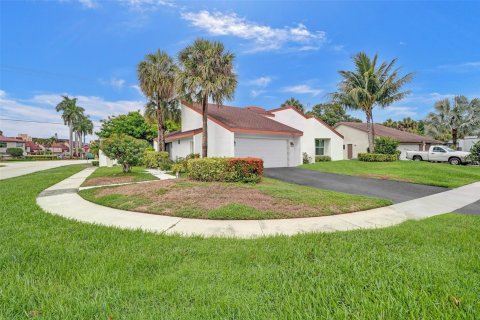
(336, 122), (442, 144)
(183, 102), (303, 136)
(154, 128), (203, 141)
(0, 135), (25, 143)
(269, 105), (344, 138)
(25, 141), (41, 150)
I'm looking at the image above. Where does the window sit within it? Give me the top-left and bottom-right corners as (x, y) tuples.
(0, 142), (6, 148)
(433, 147), (446, 153)
(16, 142), (23, 147)
(315, 139), (325, 156)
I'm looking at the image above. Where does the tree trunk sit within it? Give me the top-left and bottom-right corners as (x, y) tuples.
(452, 128), (458, 148)
(69, 122), (73, 158)
(366, 109), (374, 153)
(156, 99), (165, 152)
(122, 163), (130, 173)
(202, 94), (208, 158)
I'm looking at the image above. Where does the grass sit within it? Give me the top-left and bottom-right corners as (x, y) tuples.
(81, 165), (158, 186)
(300, 160), (480, 188)
(1, 165), (480, 318)
(79, 178), (392, 219)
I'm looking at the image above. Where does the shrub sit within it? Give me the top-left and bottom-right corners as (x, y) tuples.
(187, 158), (230, 182)
(101, 134), (150, 173)
(91, 160), (99, 166)
(358, 153), (397, 162)
(302, 152), (311, 164)
(374, 136), (400, 155)
(143, 151), (172, 170)
(467, 140), (480, 164)
(315, 155), (331, 162)
(24, 155), (58, 160)
(186, 157), (264, 183)
(6, 148), (23, 158)
(227, 158), (264, 183)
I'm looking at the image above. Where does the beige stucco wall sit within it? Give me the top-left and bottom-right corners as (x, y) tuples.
(335, 125), (369, 159)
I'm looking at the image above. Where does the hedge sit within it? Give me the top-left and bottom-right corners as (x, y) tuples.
(358, 153), (398, 162)
(315, 155), (331, 162)
(25, 155), (59, 160)
(143, 151), (172, 170)
(91, 160), (99, 166)
(6, 148), (24, 158)
(186, 157), (264, 183)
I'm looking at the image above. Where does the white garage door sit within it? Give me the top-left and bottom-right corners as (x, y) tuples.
(235, 137), (288, 168)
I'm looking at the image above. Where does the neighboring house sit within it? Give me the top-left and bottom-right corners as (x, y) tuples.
(454, 136), (479, 152)
(45, 143), (69, 156)
(154, 102), (344, 168)
(0, 136), (26, 157)
(335, 122), (442, 160)
(25, 141), (42, 154)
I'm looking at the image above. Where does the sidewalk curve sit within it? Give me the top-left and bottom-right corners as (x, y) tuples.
(36, 167), (480, 238)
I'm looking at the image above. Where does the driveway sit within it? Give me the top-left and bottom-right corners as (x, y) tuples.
(265, 168), (479, 214)
(0, 160), (88, 180)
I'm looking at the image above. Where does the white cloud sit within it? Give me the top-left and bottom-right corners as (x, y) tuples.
(98, 78), (126, 89)
(282, 84), (322, 96)
(383, 106), (417, 117)
(437, 61), (480, 72)
(250, 90), (265, 98)
(0, 90), (144, 139)
(249, 76), (272, 87)
(78, 0), (98, 9)
(123, 0), (177, 10)
(130, 84), (143, 95)
(181, 10), (327, 52)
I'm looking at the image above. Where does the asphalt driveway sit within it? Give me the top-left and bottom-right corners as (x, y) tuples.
(265, 167), (479, 214)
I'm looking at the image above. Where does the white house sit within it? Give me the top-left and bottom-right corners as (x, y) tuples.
(0, 135), (26, 158)
(335, 122), (442, 160)
(154, 102), (344, 168)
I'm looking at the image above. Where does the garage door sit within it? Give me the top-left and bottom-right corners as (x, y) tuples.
(235, 138), (288, 168)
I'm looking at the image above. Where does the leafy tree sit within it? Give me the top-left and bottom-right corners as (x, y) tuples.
(425, 96), (480, 145)
(101, 134), (150, 173)
(144, 99), (181, 136)
(89, 140), (100, 157)
(55, 96), (85, 156)
(6, 147), (23, 158)
(281, 97), (305, 113)
(137, 50), (178, 151)
(96, 111), (156, 142)
(306, 103), (361, 126)
(331, 52), (413, 152)
(177, 39), (237, 157)
(383, 117), (424, 135)
(467, 140), (480, 163)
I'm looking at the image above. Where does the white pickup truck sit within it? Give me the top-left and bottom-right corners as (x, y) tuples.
(405, 145), (471, 165)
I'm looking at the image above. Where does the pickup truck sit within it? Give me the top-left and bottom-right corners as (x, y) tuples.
(405, 145), (471, 165)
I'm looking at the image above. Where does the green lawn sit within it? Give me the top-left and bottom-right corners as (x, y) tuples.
(79, 178), (392, 219)
(1, 166), (479, 318)
(300, 160), (480, 188)
(82, 166), (158, 186)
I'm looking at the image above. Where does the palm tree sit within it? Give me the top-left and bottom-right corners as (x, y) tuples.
(331, 52), (413, 152)
(281, 97), (305, 113)
(137, 50), (177, 151)
(425, 96), (480, 145)
(144, 99), (181, 134)
(383, 118), (398, 129)
(76, 115), (94, 156)
(55, 96), (84, 157)
(176, 39), (237, 157)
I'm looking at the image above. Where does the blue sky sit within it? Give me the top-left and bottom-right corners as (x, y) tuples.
(1, 0), (479, 139)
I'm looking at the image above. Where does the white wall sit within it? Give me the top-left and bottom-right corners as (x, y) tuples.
(99, 149), (117, 167)
(335, 125), (369, 159)
(271, 109), (344, 161)
(181, 105), (202, 131)
(397, 143), (421, 160)
(169, 137), (195, 160)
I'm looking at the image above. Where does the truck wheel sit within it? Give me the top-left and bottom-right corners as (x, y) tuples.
(448, 157), (461, 165)
(413, 156), (422, 161)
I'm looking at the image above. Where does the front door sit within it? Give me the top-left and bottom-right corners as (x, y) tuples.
(347, 144), (353, 159)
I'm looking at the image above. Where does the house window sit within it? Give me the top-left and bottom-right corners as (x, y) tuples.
(315, 139), (325, 156)
(0, 142), (6, 148)
(16, 142), (23, 147)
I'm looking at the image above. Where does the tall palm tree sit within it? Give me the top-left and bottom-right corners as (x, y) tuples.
(55, 96), (84, 157)
(177, 39), (237, 157)
(331, 52), (413, 152)
(77, 115), (94, 156)
(71, 110), (86, 156)
(281, 97), (305, 113)
(137, 50), (177, 151)
(425, 96), (480, 145)
(144, 99), (181, 134)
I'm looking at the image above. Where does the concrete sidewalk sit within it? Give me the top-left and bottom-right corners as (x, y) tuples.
(37, 167), (480, 238)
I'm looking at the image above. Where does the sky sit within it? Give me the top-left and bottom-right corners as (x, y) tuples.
(1, 0), (479, 140)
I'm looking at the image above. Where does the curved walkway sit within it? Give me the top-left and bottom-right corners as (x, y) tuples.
(37, 167), (480, 238)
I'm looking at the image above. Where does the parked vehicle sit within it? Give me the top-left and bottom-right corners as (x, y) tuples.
(405, 145), (471, 165)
